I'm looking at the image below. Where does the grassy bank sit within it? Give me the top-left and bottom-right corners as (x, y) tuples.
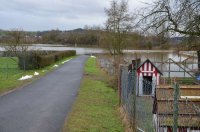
(0, 56), (76, 94)
(63, 57), (124, 132)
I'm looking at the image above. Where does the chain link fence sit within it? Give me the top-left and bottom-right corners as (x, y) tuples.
(119, 65), (154, 131)
(120, 65), (136, 128)
(0, 57), (23, 80)
(119, 65), (200, 132)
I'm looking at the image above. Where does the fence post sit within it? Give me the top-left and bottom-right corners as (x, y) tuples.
(169, 60), (171, 78)
(173, 83), (180, 132)
(23, 54), (26, 71)
(197, 50), (200, 72)
(6, 62), (8, 79)
(118, 65), (122, 105)
(130, 61), (137, 131)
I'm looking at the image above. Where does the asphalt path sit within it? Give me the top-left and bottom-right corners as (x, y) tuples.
(0, 55), (88, 132)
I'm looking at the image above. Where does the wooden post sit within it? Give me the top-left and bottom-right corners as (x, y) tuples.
(169, 60), (171, 78)
(118, 65), (122, 105)
(197, 50), (200, 72)
(132, 70), (137, 132)
(173, 83), (179, 132)
(192, 53), (194, 69)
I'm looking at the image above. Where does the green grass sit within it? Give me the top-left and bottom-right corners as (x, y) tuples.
(84, 58), (100, 75)
(63, 57), (124, 132)
(0, 56), (76, 94)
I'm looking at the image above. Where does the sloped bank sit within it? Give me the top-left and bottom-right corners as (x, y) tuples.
(62, 56), (124, 131)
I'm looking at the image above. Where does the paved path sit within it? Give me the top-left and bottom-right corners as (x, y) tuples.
(0, 55), (88, 132)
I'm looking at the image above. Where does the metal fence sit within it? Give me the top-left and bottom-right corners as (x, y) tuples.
(120, 66), (136, 128)
(154, 84), (200, 132)
(119, 65), (154, 131)
(0, 57), (23, 80)
(119, 65), (200, 132)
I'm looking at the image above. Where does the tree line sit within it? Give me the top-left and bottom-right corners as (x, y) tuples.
(0, 27), (179, 50)
(0, 0), (199, 72)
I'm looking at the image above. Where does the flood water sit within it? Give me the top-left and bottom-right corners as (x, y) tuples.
(0, 44), (105, 55)
(0, 44), (198, 77)
(122, 51), (198, 77)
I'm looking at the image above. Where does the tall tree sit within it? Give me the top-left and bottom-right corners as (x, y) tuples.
(140, 0), (200, 72)
(104, 0), (134, 55)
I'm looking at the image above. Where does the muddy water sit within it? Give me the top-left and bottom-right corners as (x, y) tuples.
(0, 44), (198, 77)
(99, 51), (198, 77)
(0, 45), (105, 55)
(123, 52), (198, 77)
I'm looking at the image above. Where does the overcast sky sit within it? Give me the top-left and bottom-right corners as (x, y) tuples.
(0, 0), (150, 31)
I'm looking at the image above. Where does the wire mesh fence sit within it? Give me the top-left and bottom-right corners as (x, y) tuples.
(154, 84), (200, 132)
(0, 57), (23, 80)
(119, 65), (154, 131)
(119, 65), (200, 132)
(120, 65), (136, 128)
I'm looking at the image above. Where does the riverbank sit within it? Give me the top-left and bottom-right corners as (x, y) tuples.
(62, 57), (124, 131)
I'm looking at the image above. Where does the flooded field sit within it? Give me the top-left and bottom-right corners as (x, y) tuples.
(0, 44), (198, 77)
(0, 44), (105, 55)
(123, 51), (198, 77)
(98, 51), (198, 78)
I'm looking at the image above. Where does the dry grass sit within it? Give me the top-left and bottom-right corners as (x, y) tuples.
(119, 107), (134, 132)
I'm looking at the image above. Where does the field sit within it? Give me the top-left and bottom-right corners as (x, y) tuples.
(63, 57), (124, 132)
(0, 56), (76, 94)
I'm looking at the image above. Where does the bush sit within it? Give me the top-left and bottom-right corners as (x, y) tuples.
(53, 50), (76, 62)
(18, 50), (76, 70)
(18, 51), (39, 70)
(37, 54), (55, 68)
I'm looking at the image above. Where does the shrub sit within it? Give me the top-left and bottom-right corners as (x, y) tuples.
(18, 50), (76, 70)
(54, 50), (76, 61)
(37, 54), (55, 68)
(18, 51), (39, 70)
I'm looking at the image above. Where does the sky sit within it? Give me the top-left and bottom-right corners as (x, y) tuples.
(0, 0), (150, 31)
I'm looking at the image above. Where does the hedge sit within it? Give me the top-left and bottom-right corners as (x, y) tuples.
(18, 51), (39, 70)
(37, 54), (55, 68)
(18, 50), (76, 70)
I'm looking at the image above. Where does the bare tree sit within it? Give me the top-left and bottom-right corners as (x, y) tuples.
(5, 29), (28, 56)
(4, 29), (29, 70)
(140, 0), (200, 72)
(104, 0), (134, 55)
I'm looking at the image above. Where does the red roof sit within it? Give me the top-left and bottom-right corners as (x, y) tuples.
(137, 59), (163, 75)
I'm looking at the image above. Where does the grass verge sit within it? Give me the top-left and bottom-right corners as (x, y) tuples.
(0, 56), (76, 94)
(62, 57), (124, 132)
